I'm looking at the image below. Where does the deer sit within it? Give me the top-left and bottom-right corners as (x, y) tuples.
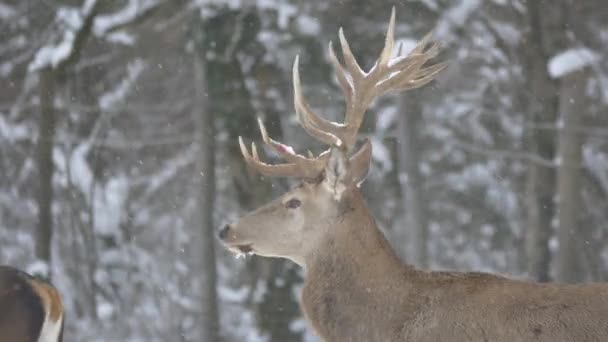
(0, 265), (64, 342)
(219, 8), (608, 342)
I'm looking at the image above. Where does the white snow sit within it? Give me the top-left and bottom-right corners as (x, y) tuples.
(370, 136), (392, 172)
(436, 0), (481, 38)
(83, 0), (98, 14)
(53, 141), (128, 236)
(29, 1), (100, 71)
(418, 0), (439, 11)
(94, 175), (128, 235)
(57, 6), (83, 29)
(218, 285), (249, 302)
(106, 31), (136, 45)
(97, 302), (115, 319)
(0, 116), (29, 142)
(99, 59), (145, 110)
(0, 3), (16, 19)
(29, 31), (76, 71)
(257, 30), (281, 62)
(491, 21), (521, 46)
(376, 106), (397, 133)
(583, 146), (608, 194)
(26, 260), (50, 277)
(68, 143), (94, 196)
(94, 0), (159, 36)
(258, 0), (297, 29)
(297, 15), (321, 36)
(395, 38), (418, 56)
(548, 48), (599, 79)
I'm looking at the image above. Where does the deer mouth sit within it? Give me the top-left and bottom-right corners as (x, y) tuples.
(236, 244), (253, 254)
(226, 243), (255, 258)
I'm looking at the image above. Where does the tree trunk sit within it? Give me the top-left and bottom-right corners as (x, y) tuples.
(193, 49), (220, 341)
(397, 94), (429, 268)
(35, 67), (56, 276)
(555, 69), (588, 283)
(522, 0), (561, 282)
(33, 0), (101, 282)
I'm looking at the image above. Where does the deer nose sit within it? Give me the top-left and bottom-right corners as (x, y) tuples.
(218, 224), (230, 240)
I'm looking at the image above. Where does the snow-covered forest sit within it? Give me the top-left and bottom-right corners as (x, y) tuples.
(1, 0), (607, 341)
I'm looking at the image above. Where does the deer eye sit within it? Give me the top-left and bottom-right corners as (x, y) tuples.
(285, 198), (301, 209)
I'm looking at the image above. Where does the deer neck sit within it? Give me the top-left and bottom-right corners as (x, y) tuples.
(301, 191), (420, 339)
(304, 190), (413, 276)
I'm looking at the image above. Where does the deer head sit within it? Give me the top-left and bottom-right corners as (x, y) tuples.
(219, 8), (445, 267)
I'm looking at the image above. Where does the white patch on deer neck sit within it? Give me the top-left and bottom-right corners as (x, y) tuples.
(38, 312), (63, 342)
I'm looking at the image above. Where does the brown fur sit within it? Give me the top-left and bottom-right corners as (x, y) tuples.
(299, 191), (608, 341)
(28, 277), (64, 323)
(0, 266), (64, 342)
(224, 176), (608, 341)
(224, 143), (608, 341)
(221, 9), (527, 339)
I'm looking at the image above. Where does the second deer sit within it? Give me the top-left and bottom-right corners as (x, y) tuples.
(219, 9), (608, 342)
(0, 265), (64, 342)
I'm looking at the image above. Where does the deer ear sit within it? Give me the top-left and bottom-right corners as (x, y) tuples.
(323, 147), (351, 200)
(349, 139), (372, 187)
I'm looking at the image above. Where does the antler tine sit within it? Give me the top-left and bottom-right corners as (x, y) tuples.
(239, 121), (330, 179)
(332, 7), (398, 149)
(393, 61), (447, 93)
(328, 41), (352, 101)
(240, 8), (445, 179)
(239, 137), (301, 177)
(331, 6), (444, 150)
(387, 38), (440, 74)
(257, 117), (331, 171)
(377, 6), (396, 67)
(338, 28), (365, 83)
(286, 7), (444, 153)
(411, 29), (435, 55)
(293, 56), (344, 148)
(258, 117), (303, 163)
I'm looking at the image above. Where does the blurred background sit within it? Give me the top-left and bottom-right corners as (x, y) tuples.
(1, 0), (607, 341)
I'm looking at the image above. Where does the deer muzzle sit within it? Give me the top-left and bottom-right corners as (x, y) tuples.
(218, 224), (254, 255)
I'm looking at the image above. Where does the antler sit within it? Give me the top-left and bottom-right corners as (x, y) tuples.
(297, 7), (446, 151)
(238, 119), (330, 179)
(240, 7), (445, 178)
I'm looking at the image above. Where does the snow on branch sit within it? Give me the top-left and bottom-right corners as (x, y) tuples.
(29, 0), (101, 72)
(99, 59), (146, 110)
(436, 0), (481, 39)
(548, 48), (599, 79)
(94, 0), (160, 36)
(28, 32), (76, 71)
(0, 115), (29, 142)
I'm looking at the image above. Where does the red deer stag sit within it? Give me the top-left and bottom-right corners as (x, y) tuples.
(219, 9), (608, 342)
(0, 265), (64, 342)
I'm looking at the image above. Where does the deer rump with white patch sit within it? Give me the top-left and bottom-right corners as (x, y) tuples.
(0, 266), (64, 342)
(219, 9), (608, 342)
